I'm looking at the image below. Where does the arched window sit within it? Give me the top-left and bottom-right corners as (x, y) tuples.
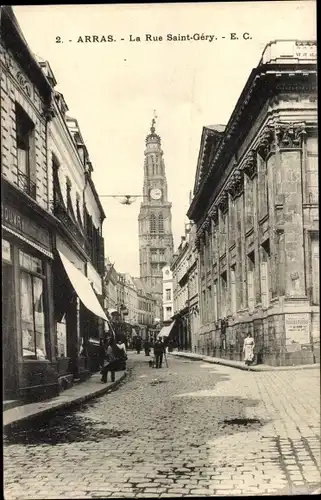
(150, 213), (156, 233)
(158, 213), (164, 233)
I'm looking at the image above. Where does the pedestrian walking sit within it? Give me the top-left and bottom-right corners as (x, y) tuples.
(143, 339), (151, 356)
(243, 332), (255, 369)
(113, 338), (128, 370)
(153, 337), (165, 368)
(101, 339), (117, 383)
(136, 335), (142, 354)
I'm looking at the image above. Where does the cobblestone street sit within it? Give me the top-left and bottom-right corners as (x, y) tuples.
(4, 354), (321, 498)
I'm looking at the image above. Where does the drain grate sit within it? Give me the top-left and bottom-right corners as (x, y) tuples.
(222, 418), (261, 425)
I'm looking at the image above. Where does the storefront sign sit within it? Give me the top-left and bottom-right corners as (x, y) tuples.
(1, 203), (50, 249)
(285, 313), (310, 351)
(86, 261), (103, 296)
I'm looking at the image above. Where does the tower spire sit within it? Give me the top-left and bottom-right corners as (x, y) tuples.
(151, 109), (157, 133)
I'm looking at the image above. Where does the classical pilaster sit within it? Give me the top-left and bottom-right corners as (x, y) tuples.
(277, 122), (307, 298)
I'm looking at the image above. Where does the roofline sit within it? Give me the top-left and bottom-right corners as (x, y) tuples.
(1, 6), (52, 100)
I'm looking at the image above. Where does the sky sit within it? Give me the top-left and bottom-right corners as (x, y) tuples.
(13, 1), (316, 276)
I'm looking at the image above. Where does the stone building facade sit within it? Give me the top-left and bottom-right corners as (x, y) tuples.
(187, 40), (318, 366)
(1, 6), (107, 401)
(1, 6), (56, 401)
(186, 223), (200, 353)
(171, 232), (191, 350)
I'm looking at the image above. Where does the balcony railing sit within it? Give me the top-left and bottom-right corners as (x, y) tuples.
(17, 170), (36, 199)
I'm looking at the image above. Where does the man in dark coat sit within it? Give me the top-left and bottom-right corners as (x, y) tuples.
(153, 337), (165, 368)
(143, 339), (151, 356)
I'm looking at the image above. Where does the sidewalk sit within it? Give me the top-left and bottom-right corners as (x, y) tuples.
(3, 369), (127, 429)
(170, 351), (320, 372)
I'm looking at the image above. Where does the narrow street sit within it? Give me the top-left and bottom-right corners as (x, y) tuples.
(4, 354), (320, 499)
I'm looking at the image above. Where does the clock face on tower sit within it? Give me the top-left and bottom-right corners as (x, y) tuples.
(150, 188), (162, 200)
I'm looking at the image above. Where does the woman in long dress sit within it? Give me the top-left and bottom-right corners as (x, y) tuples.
(243, 333), (255, 368)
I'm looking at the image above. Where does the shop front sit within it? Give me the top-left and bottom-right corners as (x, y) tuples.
(2, 201), (57, 402)
(53, 236), (108, 382)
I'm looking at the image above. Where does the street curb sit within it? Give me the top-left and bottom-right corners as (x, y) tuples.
(169, 352), (320, 372)
(3, 371), (128, 429)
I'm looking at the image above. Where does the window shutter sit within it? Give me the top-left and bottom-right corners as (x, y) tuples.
(98, 235), (105, 276)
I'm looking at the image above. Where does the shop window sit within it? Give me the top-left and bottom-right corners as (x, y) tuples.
(2, 239), (12, 264)
(15, 103), (36, 198)
(19, 250), (48, 360)
(56, 314), (67, 358)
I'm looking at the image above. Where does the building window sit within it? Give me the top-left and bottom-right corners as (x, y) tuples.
(244, 175), (254, 229)
(150, 214), (156, 233)
(15, 103), (36, 198)
(213, 280), (218, 321)
(165, 288), (171, 301)
(230, 265), (237, 315)
(201, 289), (206, 323)
(258, 154), (268, 219)
(208, 285), (212, 322)
(310, 235), (319, 305)
(260, 239), (271, 308)
(247, 251), (255, 312)
(229, 198), (236, 246)
(159, 249), (165, 257)
(158, 213), (164, 233)
(306, 140), (318, 204)
(220, 271), (227, 318)
(19, 250), (48, 360)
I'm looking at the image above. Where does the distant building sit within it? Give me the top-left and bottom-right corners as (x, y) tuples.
(117, 273), (138, 325)
(188, 40), (318, 366)
(171, 231), (191, 350)
(104, 257), (118, 312)
(162, 265), (173, 322)
(134, 278), (157, 339)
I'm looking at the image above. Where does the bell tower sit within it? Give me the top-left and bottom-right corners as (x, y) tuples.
(138, 114), (174, 308)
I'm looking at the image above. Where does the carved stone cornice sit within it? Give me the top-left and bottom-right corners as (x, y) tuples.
(43, 103), (56, 122)
(209, 205), (218, 225)
(203, 218), (211, 233)
(217, 191), (228, 214)
(275, 122), (307, 149)
(227, 168), (244, 199)
(241, 150), (258, 179)
(257, 126), (275, 160)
